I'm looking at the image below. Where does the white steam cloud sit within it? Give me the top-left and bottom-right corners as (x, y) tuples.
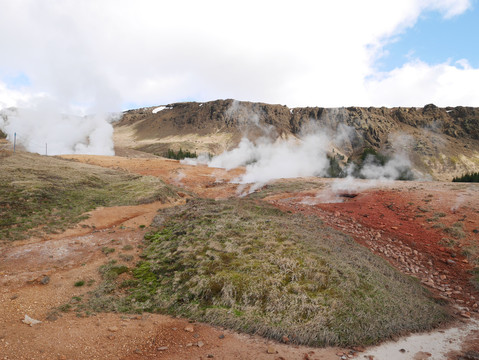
(359, 134), (415, 180)
(0, 99), (120, 155)
(184, 104), (421, 195)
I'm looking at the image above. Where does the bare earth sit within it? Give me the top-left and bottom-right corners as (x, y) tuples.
(1, 154), (478, 359)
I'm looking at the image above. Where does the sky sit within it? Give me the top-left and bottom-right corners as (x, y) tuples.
(0, 0), (478, 114)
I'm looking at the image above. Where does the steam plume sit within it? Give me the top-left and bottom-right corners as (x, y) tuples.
(184, 103), (420, 194)
(0, 99), (120, 155)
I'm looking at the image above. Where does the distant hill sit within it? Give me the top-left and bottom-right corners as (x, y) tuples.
(114, 100), (479, 181)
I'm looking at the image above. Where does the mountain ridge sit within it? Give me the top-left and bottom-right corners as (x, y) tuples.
(115, 99), (479, 181)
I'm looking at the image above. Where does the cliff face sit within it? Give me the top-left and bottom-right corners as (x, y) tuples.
(115, 100), (479, 180)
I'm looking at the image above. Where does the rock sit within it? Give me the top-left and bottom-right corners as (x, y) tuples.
(22, 314), (42, 326)
(207, 355), (214, 359)
(447, 259), (456, 265)
(413, 351), (432, 360)
(460, 312), (471, 319)
(352, 346), (365, 352)
(267, 346), (276, 354)
(219, 334), (225, 339)
(186, 343), (193, 347)
(399, 349), (406, 353)
(197, 341), (204, 348)
(184, 325), (194, 332)
(40, 275), (50, 285)
(107, 334), (115, 340)
(108, 326), (119, 332)
(157, 346), (169, 351)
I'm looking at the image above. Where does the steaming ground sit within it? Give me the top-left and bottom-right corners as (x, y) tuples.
(178, 100), (421, 192)
(0, 103), (121, 155)
(184, 131), (420, 195)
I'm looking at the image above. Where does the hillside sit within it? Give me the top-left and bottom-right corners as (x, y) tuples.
(115, 100), (479, 181)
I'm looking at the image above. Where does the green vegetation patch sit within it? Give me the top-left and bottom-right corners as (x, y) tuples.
(0, 152), (179, 241)
(452, 172), (479, 182)
(164, 148), (197, 160)
(92, 198), (448, 347)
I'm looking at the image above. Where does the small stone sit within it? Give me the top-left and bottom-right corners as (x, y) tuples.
(447, 259), (456, 265)
(22, 314), (41, 326)
(197, 341), (204, 348)
(281, 335), (289, 343)
(40, 276), (50, 285)
(184, 325), (194, 332)
(10, 294), (19, 300)
(186, 343), (193, 347)
(460, 312), (471, 319)
(157, 346), (169, 351)
(218, 334), (225, 339)
(107, 334), (115, 340)
(352, 346), (365, 352)
(207, 355), (214, 359)
(267, 346), (276, 354)
(413, 351), (431, 360)
(399, 349), (406, 353)
(108, 326), (119, 332)
(193, 333), (200, 338)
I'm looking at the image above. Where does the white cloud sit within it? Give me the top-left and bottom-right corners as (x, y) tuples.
(0, 0), (475, 112)
(0, 82), (33, 109)
(367, 59), (479, 106)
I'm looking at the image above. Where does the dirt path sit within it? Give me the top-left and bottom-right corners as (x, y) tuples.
(2, 154), (478, 359)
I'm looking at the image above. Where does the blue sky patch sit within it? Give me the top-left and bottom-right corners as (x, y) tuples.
(2, 72), (31, 89)
(376, 5), (479, 71)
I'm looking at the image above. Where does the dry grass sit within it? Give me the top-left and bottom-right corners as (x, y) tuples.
(0, 151), (179, 241)
(89, 198), (449, 347)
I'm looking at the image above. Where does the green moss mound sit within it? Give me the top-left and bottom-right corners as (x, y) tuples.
(115, 198), (448, 347)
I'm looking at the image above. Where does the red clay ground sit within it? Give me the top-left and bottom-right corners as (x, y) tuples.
(1, 154), (478, 359)
(265, 179), (479, 315)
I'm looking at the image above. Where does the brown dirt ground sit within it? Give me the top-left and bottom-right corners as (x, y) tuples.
(2, 154), (478, 359)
